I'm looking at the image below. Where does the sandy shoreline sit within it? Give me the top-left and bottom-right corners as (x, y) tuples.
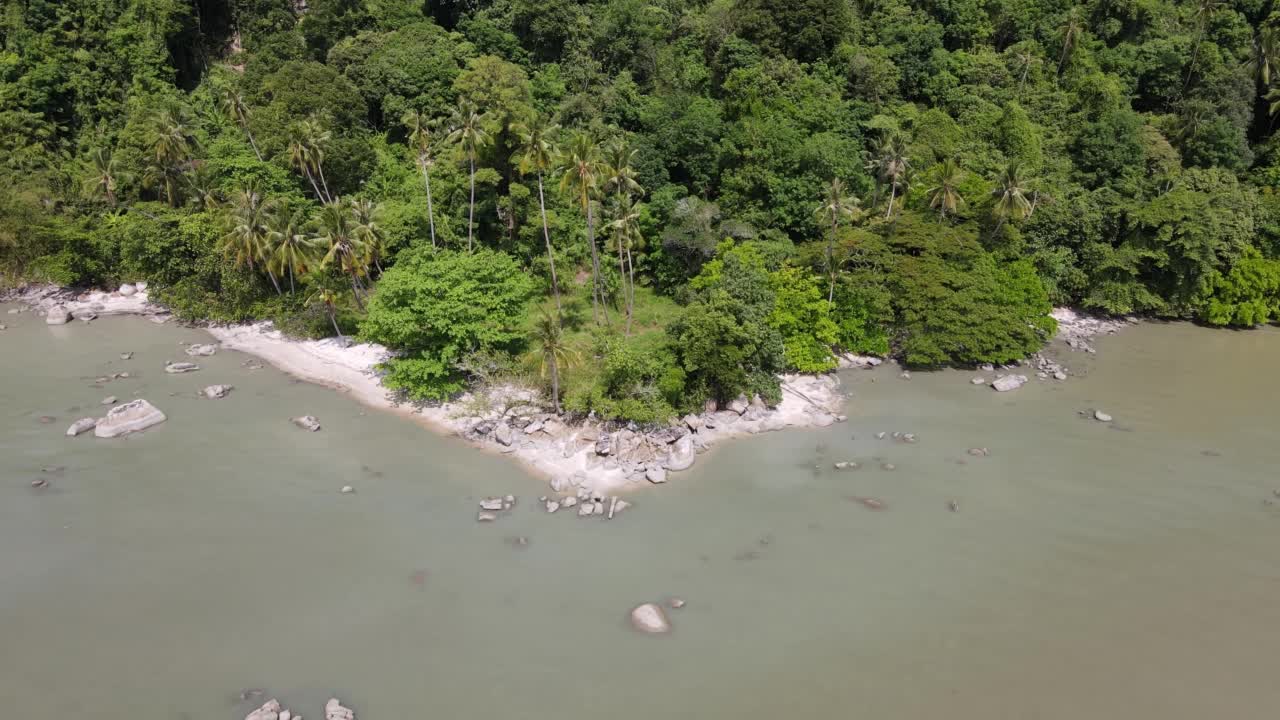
(5, 284), (846, 495)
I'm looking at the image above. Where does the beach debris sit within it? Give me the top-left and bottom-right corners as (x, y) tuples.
(477, 512), (498, 522)
(630, 602), (672, 634)
(291, 415), (321, 432)
(66, 417), (98, 436)
(967, 447), (990, 457)
(95, 399), (166, 438)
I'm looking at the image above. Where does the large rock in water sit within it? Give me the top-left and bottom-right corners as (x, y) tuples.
(324, 698), (355, 720)
(991, 374), (1028, 392)
(45, 305), (71, 325)
(629, 603), (672, 634)
(663, 434), (696, 472)
(94, 399), (166, 438)
(202, 384), (233, 399)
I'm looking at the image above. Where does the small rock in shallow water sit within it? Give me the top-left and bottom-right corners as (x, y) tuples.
(120, 352), (133, 360)
(101, 396), (117, 405)
(184, 343), (217, 357)
(31, 478), (48, 489)
(1054, 370), (1068, 380)
(971, 377), (986, 385)
(1093, 410), (1113, 422)
(164, 361), (200, 374)
(967, 447), (990, 457)
(669, 598), (686, 609)
(948, 499), (960, 512)
(991, 374), (1028, 392)
(850, 496), (886, 510)
(325, 697), (356, 720)
(340, 485), (354, 494)
(202, 384), (233, 399)
(881, 463), (896, 471)
(630, 603), (672, 634)
(479, 497), (504, 512)
(477, 511), (497, 522)
(95, 399), (166, 438)
(291, 415), (321, 432)
(38, 415), (56, 424)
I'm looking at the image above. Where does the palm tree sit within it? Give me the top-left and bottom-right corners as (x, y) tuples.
(307, 288), (344, 339)
(600, 138), (643, 199)
(532, 310), (578, 414)
(1057, 10), (1083, 77)
(1013, 50), (1040, 95)
(315, 199), (369, 309)
(402, 109), (440, 247)
(219, 86), (262, 161)
(1247, 22), (1280, 88)
(991, 161), (1034, 235)
(185, 162), (222, 212)
(148, 110), (195, 207)
(558, 130), (607, 325)
(350, 197), (386, 274)
(267, 206), (318, 293)
(1185, 0), (1224, 89)
(867, 133), (910, 219)
(85, 147), (120, 205)
(512, 116), (563, 318)
(288, 117), (331, 202)
(446, 102), (491, 251)
(606, 193), (643, 334)
(222, 183), (281, 293)
(925, 158), (965, 221)
(813, 178), (860, 304)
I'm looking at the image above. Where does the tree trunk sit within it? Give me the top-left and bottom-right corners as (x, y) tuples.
(827, 218), (837, 305)
(349, 273), (365, 310)
(538, 174), (561, 318)
(587, 201), (608, 325)
(288, 264), (295, 294)
(305, 168), (324, 203)
(245, 126), (263, 161)
(266, 268), (282, 295)
(585, 198), (598, 324)
(329, 309), (343, 339)
(423, 162), (437, 248)
(618, 238), (629, 335)
(317, 163), (332, 203)
(467, 155), (476, 252)
(625, 246), (636, 336)
(885, 183), (896, 219)
(549, 352), (560, 414)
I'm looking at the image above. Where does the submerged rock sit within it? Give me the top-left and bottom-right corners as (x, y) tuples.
(629, 602), (672, 634)
(164, 361), (200, 374)
(185, 343), (217, 357)
(1093, 410), (1113, 422)
(94, 399), (166, 438)
(101, 395), (117, 405)
(325, 698), (355, 720)
(991, 374), (1028, 392)
(244, 699), (282, 720)
(291, 415), (321, 432)
(65, 417), (98, 437)
(45, 306), (71, 325)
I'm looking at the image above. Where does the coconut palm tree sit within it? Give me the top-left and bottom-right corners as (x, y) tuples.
(267, 206), (319, 293)
(402, 109), (440, 247)
(606, 193), (643, 334)
(288, 117), (331, 202)
(925, 158), (965, 221)
(222, 183), (281, 293)
(1185, 0), (1224, 89)
(991, 161), (1034, 235)
(84, 147), (121, 205)
(1057, 10), (1083, 77)
(350, 197), (386, 274)
(813, 178), (860, 305)
(148, 110), (195, 207)
(867, 133), (910, 219)
(315, 199), (368, 309)
(512, 116), (563, 317)
(600, 138), (643, 199)
(446, 102), (491, 251)
(219, 85), (262, 161)
(307, 288), (344, 339)
(185, 162), (222, 212)
(1246, 22), (1280, 88)
(559, 131), (607, 325)
(532, 310), (578, 414)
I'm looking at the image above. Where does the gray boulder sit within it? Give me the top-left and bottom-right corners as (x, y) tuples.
(727, 395), (749, 415)
(645, 466), (668, 484)
(118, 284), (137, 297)
(202, 384), (234, 399)
(629, 602), (672, 634)
(663, 434), (696, 472)
(66, 417), (98, 437)
(1093, 410), (1113, 422)
(164, 362), (200, 374)
(45, 306), (71, 325)
(494, 423), (514, 446)
(682, 414), (703, 432)
(291, 415), (321, 432)
(991, 374), (1028, 392)
(94, 399), (166, 438)
(595, 434), (613, 456)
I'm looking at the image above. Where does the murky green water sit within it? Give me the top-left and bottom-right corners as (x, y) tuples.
(3, 306), (1279, 719)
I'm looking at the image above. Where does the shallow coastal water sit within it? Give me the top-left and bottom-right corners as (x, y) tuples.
(2, 307), (1279, 719)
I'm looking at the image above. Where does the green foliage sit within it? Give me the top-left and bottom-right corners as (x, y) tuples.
(360, 246), (536, 400)
(563, 334), (684, 424)
(1196, 251), (1280, 326)
(767, 265), (839, 372)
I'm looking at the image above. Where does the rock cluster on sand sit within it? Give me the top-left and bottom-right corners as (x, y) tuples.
(93, 399), (166, 438)
(202, 384), (234, 399)
(1052, 307), (1131, 354)
(291, 415), (321, 432)
(630, 602), (672, 634)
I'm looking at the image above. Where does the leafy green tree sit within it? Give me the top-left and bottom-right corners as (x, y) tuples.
(606, 192), (643, 334)
(1197, 250), (1280, 326)
(288, 116), (332, 201)
(867, 133), (910, 219)
(991, 161), (1035, 234)
(84, 148), (122, 206)
(360, 247), (536, 400)
(768, 265), (839, 372)
(308, 287), (345, 338)
(145, 110), (196, 208)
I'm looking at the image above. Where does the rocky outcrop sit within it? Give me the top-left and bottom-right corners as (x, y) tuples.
(291, 415), (321, 431)
(45, 305), (71, 325)
(202, 384), (234, 399)
(66, 417), (98, 437)
(991, 374), (1027, 392)
(94, 399), (166, 438)
(629, 602), (672, 634)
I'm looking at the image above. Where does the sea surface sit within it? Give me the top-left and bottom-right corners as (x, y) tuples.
(2, 306), (1278, 719)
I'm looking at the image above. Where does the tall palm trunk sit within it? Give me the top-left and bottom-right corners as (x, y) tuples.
(549, 353), (560, 414)
(827, 218), (838, 305)
(625, 246), (636, 336)
(537, 173), (561, 317)
(618, 239), (629, 335)
(587, 201), (607, 325)
(244, 125), (263, 161)
(304, 167), (324, 202)
(349, 272), (365, 311)
(327, 307), (343, 339)
(266, 268), (282, 295)
(885, 183), (896, 219)
(422, 162), (437, 248)
(288, 265), (295, 294)
(316, 163), (331, 203)
(467, 155), (476, 251)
